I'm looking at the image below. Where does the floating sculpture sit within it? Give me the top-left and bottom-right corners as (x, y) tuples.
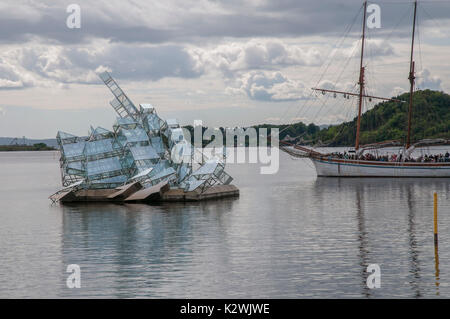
(50, 72), (238, 203)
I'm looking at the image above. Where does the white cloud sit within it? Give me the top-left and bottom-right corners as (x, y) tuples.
(417, 69), (442, 91)
(19, 46), (99, 84)
(0, 55), (35, 89)
(227, 70), (309, 101)
(190, 40), (322, 77)
(338, 39), (395, 60)
(420, 18), (450, 39)
(390, 86), (405, 97)
(0, 41), (204, 90)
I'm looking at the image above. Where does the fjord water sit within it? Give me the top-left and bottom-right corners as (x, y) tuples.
(1, 151), (450, 298)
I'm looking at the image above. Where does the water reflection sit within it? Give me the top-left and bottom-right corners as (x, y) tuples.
(58, 176), (450, 298)
(435, 244), (440, 296)
(355, 188), (371, 298)
(406, 186), (422, 298)
(60, 200), (236, 297)
(313, 177), (449, 298)
(3, 151), (450, 298)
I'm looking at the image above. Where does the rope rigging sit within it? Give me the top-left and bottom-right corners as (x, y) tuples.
(279, 1), (432, 152)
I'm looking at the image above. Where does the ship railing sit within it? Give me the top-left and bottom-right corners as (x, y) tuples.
(279, 140), (325, 158)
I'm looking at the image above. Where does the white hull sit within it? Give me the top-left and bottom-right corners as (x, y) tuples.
(311, 157), (450, 177)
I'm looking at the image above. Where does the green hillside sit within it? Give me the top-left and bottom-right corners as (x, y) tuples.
(316, 90), (450, 146)
(256, 90), (449, 147)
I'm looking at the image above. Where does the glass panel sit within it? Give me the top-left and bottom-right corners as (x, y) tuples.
(150, 137), (165, 154)
(130, 145), (159, 160)
(149, 167), (176, 181)
(84, 139), (114, 156)
(178, 163), (191, 182)
(145, 113), (162, 131)
(57, 131), (77, 140)
(67, 161), (83, 171)
(91, 175), (128, 184)
(62, 141), (86, 158)
(192, 160), (218, 176)
(166, 118), (179, 128)
(121, 128), (149, 144)
(116, 117), (137, 126)
(186, 179), (206, 192)
(86, 157), (122, 177)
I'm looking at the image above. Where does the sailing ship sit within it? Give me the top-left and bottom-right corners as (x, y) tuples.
(280, 1), (450, 177)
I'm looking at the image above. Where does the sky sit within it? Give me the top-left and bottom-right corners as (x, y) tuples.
(0, 0), (449, 138)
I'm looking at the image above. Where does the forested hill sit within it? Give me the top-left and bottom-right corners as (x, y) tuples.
(315, 90), (450, 146)
(255, 89), (449, 147)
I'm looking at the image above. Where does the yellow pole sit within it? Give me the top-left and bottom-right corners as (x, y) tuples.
(434, 192), (438, 246)
(435, 243), (440, 291)
(434, 192), (440, 295)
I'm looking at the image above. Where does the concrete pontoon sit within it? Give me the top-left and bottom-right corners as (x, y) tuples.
(50, 183), (239, 204)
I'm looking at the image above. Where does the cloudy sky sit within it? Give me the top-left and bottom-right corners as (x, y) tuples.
(0, 0), (449, 138)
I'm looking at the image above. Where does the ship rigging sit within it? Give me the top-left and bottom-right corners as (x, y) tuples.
(279, 0), (450, 177)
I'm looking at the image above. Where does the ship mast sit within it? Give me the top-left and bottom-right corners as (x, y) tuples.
(406, 1), (418, 149)
(312, 0), (403, 149)
(355, 1), (368, 150)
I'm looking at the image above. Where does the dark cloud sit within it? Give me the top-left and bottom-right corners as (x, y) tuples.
(0, 0), (447, 92)
(0, 1), (448, 45)
(67, 45), (203, 81)
(0, 11), (172, 45)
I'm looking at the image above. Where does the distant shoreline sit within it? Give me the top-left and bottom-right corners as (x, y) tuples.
(0, 144), (56, 152)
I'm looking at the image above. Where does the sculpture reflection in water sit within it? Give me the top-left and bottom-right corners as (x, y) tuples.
(59, 199), (235, 297)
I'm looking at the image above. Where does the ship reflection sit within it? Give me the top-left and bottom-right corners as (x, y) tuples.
(405, 186), (421, 297)
(355, 187), (371, 297)
(59, 200), (235, 297)
(314, 177), (448, 298)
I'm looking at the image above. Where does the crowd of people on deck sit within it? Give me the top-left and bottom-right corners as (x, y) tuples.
(330, 151), (450, 163)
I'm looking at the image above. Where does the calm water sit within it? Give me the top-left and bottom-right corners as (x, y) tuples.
(1, 150), (450, 298)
